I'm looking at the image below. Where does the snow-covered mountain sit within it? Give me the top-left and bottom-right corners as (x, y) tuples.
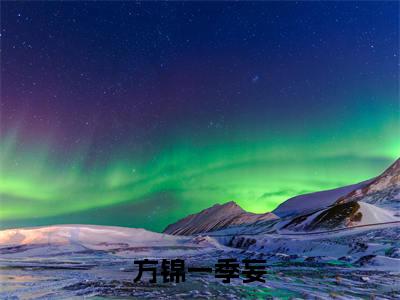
(279, 201), (398, 232)
(272, 179), (373, 218)
(0, 225), (173, 247)
(0, 225), (223, 258)
(336, 158), (400, 212)
(163, 201), (278, 235)
(164, 159), (400, 236)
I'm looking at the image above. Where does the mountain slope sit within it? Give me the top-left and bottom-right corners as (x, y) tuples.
(0, 225), (176, 248)
(163, 201), (278, 235)
(0, 224), (227, 258)
(280, 201), (399, 232)
(272, 179), (373, 218)
(336, 158), (400, 212)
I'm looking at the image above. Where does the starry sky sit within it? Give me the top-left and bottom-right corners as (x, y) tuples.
(1, 2), (399, 231)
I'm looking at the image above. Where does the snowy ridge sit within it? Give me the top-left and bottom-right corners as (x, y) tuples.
(0, 224), (226, 258)
(272, 179), (372, 218)
(279, 201), (399, 232)
(163, 201), (278, 235)
(0, 224), (174, 248)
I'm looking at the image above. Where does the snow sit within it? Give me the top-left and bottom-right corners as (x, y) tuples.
(1, 223), (399, 299)
(363, 256), (400, 272)
(276, 202), (399, 233)
(0, 224), (232, 259)
(0, 224), (177, 248)
(354, 202), (398, 225)
(163, 201), (278, 235)
(273, 179), (373, 217)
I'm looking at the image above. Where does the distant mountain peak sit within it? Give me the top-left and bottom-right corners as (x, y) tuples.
(163, 201), (278, 235)
(190, 201), (245, 216)
(210, 201), (244, 212)
(223, 200), (240, 207)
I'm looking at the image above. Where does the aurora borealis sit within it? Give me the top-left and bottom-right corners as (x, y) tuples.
(1, 2), (399, 231)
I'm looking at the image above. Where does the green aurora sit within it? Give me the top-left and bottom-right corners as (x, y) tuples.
(1, 102), (398, 231)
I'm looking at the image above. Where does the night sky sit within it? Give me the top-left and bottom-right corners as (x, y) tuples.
(1, 2), (399, 231)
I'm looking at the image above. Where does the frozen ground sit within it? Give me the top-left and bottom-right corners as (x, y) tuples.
(0, 224), (399, 299)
